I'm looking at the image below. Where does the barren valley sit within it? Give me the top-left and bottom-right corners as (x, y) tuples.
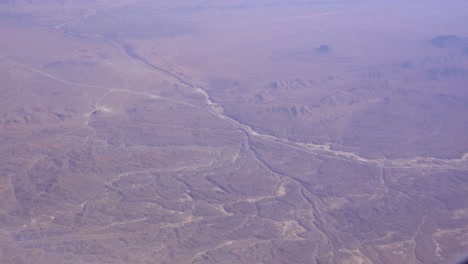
(0, 0), (467, 263)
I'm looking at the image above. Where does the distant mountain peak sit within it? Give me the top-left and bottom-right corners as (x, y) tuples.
(431, 35), (465, 48)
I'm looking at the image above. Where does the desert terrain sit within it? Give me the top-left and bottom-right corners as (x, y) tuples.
(0, 0), (467, 263)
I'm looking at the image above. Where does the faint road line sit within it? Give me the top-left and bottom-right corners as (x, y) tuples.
(0, 55), (205, 110)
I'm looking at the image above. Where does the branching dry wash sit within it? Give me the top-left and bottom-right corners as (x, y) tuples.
(0, 1), (467, 264)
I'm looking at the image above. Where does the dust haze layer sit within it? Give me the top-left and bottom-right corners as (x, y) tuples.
(0, 0), (468, 264)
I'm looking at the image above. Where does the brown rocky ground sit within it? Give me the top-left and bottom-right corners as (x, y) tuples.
(1, 0), (467, 263)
